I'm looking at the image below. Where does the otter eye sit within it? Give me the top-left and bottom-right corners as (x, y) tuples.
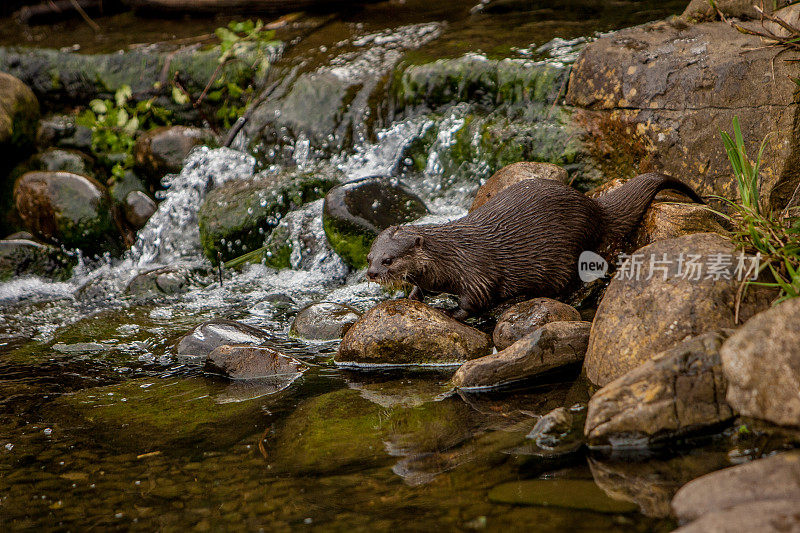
(382, 258), (393, 266)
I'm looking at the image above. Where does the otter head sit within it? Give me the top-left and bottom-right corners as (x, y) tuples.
(366, 226), (425, 287)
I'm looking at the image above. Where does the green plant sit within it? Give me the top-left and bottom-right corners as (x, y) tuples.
(710, 117), (800, 303)
(77, 85), (173, 181)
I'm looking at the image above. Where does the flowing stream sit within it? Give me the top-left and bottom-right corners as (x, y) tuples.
(0, 2), (746, 530)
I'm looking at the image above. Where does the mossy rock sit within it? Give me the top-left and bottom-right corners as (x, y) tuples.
(13, 171), (121, 256)
(322, 176), (428, 269)
(11, 147), (97, 183)
(391, 54), (569, 113)
(488, 479), (638, 513)
(0, 238), (75, 281)
(198, 171), (338, 264)
(46, 377), (269, 451)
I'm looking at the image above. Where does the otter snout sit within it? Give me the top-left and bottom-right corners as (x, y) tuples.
(366, 267), (380, 281)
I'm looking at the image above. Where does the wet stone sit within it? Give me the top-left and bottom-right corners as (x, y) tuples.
(289, 302), (361, 341)
(336, 299), (492, 366)
(177, 319), (276, 357)
(123, 191), (157, 229)
(14, 148), (96, 180)
(453, 321), (591, 390)
(673, 499), (800, 533)
(493, 297), (581, 351)
(134, 126), (213, 187)
(125, 265), (194, 297)
(204, 344), (307, 381)
(13, 171), (119, 255)
(322, 176), (428, 269)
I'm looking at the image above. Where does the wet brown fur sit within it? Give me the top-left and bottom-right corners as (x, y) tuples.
(366, 173), (703, 317)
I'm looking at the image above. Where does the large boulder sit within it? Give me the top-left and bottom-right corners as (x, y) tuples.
(322, 176), (428, 269)
(720, 298), (800, 428)
(469, 162), (569, 212)
(134, 126), (213, 188)
(566, 19), (800, 210)
(584, 233), (773, 387)
(335, 299), (492, 366)
(682, 0), (790, 21)
(584, 332), (734, 447)
(198, 171), (337, 264)
(671, 451), (800, 524)
(493, 297), (581, 351)
(452, 321), (591, 389)
(13, 171), (119, 255)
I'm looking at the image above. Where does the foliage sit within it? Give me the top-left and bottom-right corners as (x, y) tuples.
(711, 116), (800, 303)
(77, 85), (173, 182)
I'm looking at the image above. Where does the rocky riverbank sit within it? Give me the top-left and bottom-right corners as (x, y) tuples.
(1, 0), (799, 530)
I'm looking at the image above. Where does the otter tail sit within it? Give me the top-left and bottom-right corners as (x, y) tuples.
(596, 172), (704, 245)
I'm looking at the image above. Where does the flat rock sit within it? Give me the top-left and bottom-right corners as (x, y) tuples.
(204, 344), (307, 381)
(585, 332), (734, 447)
(488, 479), (638, 513)
(493, 297), (581, 351)
(671, 451), (800, 523)
(470, 162), (568, 212)
(721, 298), (800, 428)
(453, 321), (591, 389)
(584, 233), (774, 387)
(335, 299), (492, 366)
(290, 302), (361, 341)
(177, 319), (276, 357)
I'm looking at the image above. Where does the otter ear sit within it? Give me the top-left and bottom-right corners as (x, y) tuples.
(414, 235), (424, 247)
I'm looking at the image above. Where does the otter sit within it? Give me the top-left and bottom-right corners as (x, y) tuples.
(365, 172), (704, 318)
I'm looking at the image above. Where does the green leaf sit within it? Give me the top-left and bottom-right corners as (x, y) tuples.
(171, 86), (190, 106)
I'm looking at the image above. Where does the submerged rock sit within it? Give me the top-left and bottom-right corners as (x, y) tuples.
(720, 298), (800, 428)
(584, 332), (734, 447)
(13, 171), (119, 255)
(453, 321), (591, 389)
(584, 233), (774, 387)
(290, 302), (361, 341)
(671, 451), (800, 523)
(335, 299), (492, 366)
(470, 162), (569, 212)
(134, 126), (213, 187)
(567, 20), (800, 210)
(589, 451), (731, 518)
(204, 344), (307, 381)
(125, 265), (194, 297)
(493, 297), (581, 351)
(177, 319), (276, 357)
(198, 170), (337, 264)
(526, 404), (586, 455)
(487, 479), (637, 513)
(322, 176), (428, 269)
(0, 238), (75, 281)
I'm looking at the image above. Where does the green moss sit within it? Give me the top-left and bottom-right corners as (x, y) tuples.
(322, 215), (374, 270)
